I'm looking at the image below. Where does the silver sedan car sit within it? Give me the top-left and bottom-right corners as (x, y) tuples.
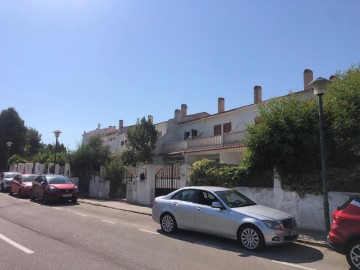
(152, 186), (298, 251)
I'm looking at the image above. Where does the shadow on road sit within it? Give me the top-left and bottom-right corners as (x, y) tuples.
(159, 229), (325, 265)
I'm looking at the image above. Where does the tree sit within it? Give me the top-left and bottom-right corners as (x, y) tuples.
(25, 127), (44, 157)
(105, 156), (125, 194)
(244, 65), (360, 196)
(122, 117), (158, 166)
(0, 108), (27, 170)
(70, 136), (111, 192)
(325, 66), (360, 166)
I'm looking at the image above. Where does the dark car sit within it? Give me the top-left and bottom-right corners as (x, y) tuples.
(9, 174), (38, 197)
(327, 196), (360, 270)
(0, 172), (21, 192)
(30, 174), (79, 204)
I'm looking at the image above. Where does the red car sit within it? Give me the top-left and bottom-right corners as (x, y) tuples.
(9, 174), (38, 197)
(30, 174), (79, 204)
(328, 196), (360, 270)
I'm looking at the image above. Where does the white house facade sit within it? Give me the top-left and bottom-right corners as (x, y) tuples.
(82, 69), (330, 165)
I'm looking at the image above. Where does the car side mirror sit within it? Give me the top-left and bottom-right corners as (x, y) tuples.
(211, 201), (224, 209)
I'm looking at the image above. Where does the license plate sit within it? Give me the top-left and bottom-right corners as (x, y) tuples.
(289, 230), (297, 236)
(63, 194), (72, 198)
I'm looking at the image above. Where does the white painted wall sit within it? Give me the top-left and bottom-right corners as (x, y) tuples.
(89, 175), (110, 199)
(178, 105), (259, 140)
(126, 164), (189, 206)
(236, 179), (356, 232)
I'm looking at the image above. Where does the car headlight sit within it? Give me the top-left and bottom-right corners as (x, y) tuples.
(263, 220), (282, 230)
(48, 186), (57, 191)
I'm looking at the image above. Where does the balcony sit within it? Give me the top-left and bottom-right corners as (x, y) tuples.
(161, 131), (246, 153)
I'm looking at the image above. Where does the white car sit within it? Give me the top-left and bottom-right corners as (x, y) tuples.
(152, 186), (298, 251)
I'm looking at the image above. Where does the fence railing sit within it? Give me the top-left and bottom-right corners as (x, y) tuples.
(161, 131), (246, 153)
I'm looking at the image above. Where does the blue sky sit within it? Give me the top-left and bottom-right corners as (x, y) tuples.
(1, 0), (359, 150)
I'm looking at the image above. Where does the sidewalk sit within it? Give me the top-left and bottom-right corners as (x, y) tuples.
(78, 198), (327, 248)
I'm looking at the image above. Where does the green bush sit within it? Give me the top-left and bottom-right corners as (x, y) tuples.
(189, 159), (251, 187)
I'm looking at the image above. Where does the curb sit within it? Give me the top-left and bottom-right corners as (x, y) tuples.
(78, 199), (152, 216)
(296, 239), (327, 248)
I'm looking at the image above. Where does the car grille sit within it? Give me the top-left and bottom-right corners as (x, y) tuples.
(282, 218), (296, 229)
(59, 189), (74, 193)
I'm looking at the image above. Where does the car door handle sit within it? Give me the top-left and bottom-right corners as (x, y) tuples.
(196, 207), (201, 211)
(173, 202), (178, 206)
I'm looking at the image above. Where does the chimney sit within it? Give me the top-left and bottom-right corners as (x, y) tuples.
(148, 115), (153, 124)
(329, 75), (336, 82)
(181, 104), (187, 117)
(218, 97), (225, 113)
(118, 120), (123, 130)
(254, 86), (262, 104)
(174, 109), (181, 120)
(304, 69), (314, 91)
(97, 123), (101, 130)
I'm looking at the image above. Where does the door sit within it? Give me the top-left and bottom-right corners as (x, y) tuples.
(194, 190), (229, 236)
(169, 189), (197, 229)
(12, 175), (22, 193)
(33, 176), (46, 198)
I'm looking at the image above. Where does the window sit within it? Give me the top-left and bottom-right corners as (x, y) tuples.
(121, 141), (125, 146)
(191, 129), (198, 138)
(223, 122), (232, 133)
(171, 189), (198, 203)
(184, 132), (190, 140)
(214, 124), (221, 136)
(198, 191), (218, 206)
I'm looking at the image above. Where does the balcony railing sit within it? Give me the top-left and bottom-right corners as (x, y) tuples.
(162, 131), (246, 153)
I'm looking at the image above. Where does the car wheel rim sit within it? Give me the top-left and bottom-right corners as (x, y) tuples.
(350, 243), (360, 269)
(162, 215), (174, 232)
(241, 228), (259, 250)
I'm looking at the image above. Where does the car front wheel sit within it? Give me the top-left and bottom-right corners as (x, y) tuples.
(0, 183), (5, 192)
(161, 213), (177, 234)
(346, 239), (360, 270)
(9, 187), (13, 195)
(239, 225), (265, 251)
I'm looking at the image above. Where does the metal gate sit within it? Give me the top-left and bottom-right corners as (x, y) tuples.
(155, 165), (181, 197)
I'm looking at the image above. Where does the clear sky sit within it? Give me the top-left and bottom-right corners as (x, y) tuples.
(1, 0), (359, 150)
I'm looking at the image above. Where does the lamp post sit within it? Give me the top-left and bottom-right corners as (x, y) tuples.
(53, 130), (61, 174)
(6, 142), (12, 171)
(309, 77), (330, 233)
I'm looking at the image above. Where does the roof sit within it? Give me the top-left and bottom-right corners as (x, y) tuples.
(178, 90), (311, 125)
(181, 186), (231, 192)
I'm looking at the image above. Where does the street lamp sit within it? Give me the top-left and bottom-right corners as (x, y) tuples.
(309, 77), (330, 233)
(53, 130), (61, 174)
(6, 142), (12, 171)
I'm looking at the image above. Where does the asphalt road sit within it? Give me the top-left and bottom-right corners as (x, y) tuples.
(0, 192), (350, 270)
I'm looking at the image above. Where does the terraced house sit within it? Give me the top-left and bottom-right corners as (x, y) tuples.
(82, 69), (325, 165)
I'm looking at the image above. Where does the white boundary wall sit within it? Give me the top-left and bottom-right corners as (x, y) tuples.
(236, 178), (357, 232)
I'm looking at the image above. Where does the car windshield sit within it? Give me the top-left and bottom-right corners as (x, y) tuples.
(47, 176), (73, 184)
(215, 190), (256, 208)
(22, 175), (37, 182)
(4, 173), (18, 178)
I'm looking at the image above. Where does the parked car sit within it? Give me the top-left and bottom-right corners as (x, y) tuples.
(9, 174), (38, 197)
(327, 196), (360, 270)
(152, 186), (298, 251)
(0, 172), (21, 192)
(30, 174), (79, 204)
